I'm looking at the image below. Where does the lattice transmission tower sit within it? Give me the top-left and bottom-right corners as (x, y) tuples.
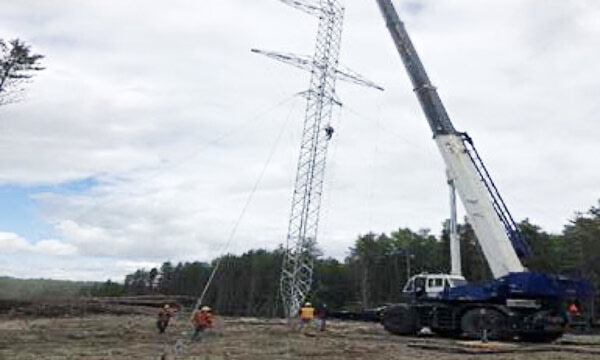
(253, 0), (382, 317)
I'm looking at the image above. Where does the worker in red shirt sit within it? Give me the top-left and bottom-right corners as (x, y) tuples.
(568, 303), (579, 314)
(316, 304), (327, 331)
(190, 306), (214, 341)
(567, 301), (581, 322)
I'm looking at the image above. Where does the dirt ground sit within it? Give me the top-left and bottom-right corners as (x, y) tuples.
(1, 313), (600, 360)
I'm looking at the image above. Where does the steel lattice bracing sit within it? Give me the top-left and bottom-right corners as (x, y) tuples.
(255, 0), (381, 318)
(279, 0), (344, 318)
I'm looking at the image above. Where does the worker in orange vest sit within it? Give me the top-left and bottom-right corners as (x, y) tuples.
(299, 302), (315, 328)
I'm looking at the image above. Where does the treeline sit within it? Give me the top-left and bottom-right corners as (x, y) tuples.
(0, 277), (127, 300)
(79, 280), (125, 297)
(123, 201), (600, 317)
(0, 277), (95, 300)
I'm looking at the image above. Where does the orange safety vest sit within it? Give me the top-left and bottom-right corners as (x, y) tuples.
(300, 306), (315, 320)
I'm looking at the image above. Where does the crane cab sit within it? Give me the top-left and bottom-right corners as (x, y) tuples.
(403, 273), (467, 298)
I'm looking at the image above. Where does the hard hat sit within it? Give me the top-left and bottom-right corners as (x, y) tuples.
(164, 304), (170, 309)
(305, 302), (311, 307)
(201, 306), (211, 312)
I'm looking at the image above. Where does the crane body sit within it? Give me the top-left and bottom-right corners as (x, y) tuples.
(374, 0), (592, 341)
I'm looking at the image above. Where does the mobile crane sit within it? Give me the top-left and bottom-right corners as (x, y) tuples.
(374, 0), (592, 341)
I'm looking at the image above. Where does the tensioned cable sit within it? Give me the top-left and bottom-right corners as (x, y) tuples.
(195, 100), (298, 308)
(342, 104), (433, 154)
(65, 93), (299, 226)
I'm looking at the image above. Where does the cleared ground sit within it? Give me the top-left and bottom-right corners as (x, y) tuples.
(1, 312), (600, 360)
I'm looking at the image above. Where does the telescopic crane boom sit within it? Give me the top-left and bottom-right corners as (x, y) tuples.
(371, 1), (592, 342)
(376, 0), (527, 278)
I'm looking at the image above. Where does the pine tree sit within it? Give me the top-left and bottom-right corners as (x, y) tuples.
(0, 39), (44, 105)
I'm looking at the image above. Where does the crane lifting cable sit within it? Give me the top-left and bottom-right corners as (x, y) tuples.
(194, 100), (298, 309)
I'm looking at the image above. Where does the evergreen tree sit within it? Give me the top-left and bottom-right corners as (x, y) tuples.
(0, 39), (44, 105)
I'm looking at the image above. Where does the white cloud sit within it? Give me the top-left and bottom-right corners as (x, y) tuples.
(0, 232), (77, 256)
(32, 239), (78, 256)
(0, 232), (29, 253)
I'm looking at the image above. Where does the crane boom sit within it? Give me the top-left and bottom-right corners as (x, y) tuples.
(375, 0), (525, 278)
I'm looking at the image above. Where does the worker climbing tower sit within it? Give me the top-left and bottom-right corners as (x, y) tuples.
(253, 0), (382, 317)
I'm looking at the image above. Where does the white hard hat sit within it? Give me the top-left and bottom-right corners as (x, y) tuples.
(305, 302), (311, 306)
(201, 306), (211, 312)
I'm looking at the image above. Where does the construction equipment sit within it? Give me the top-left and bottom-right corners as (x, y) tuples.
(374, 0), (593, 342)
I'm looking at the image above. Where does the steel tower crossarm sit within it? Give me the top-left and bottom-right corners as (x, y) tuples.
(375, 0), (525, 278)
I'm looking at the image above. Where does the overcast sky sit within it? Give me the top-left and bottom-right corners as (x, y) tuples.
(0, 0), (598, 281)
